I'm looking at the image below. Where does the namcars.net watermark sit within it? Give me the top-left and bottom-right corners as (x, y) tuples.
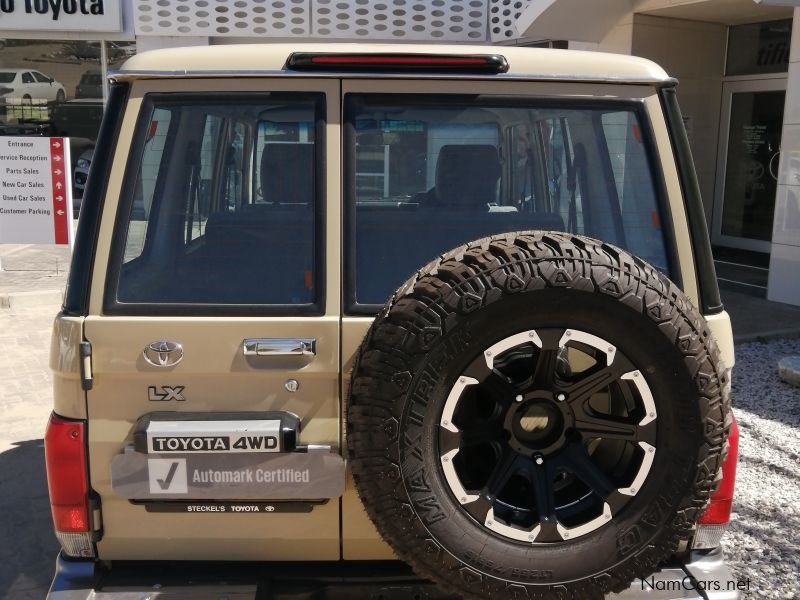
(642, 576), (750, 593)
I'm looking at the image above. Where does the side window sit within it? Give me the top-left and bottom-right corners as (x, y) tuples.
(600, 111), (666, 269)
(123, 108), (172, 263)
(184, 115), (248, 244)
(530, 118), (587, 235)
(110, 94), (321, 311)
(22, 72), (34, 84)
(33, 72), (50, 83)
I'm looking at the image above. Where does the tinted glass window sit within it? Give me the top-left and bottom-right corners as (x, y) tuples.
(0, 40), (135, 215)
(347, 96), (669, 309)
(111, 94), (321, 309)
(727, 19), (791, 76)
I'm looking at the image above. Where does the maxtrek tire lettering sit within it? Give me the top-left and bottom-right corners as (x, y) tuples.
(347, 232), (730, 600)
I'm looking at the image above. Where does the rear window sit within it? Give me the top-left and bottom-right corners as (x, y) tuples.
(106, 93), (324, 314)
(345, 95), (671, 311)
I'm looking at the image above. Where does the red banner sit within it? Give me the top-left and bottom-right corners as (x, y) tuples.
(49, 137), (69, 245)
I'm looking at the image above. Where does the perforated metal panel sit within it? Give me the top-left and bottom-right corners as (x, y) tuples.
(488, 0), (534, 42)
(311, 0), (487, 41)
(135, 0), (311, 37)
(134, 0), (538, 41)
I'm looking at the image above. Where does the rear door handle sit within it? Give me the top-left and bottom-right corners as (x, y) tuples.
(243, 338), (316, 357)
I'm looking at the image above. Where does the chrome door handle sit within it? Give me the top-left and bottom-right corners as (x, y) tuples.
(243, 338), (316, 357)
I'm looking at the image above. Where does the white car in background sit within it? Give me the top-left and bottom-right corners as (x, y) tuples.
(0, 69), (66, 103)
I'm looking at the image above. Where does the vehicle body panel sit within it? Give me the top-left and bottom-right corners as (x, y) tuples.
(50, 314), (87, 420)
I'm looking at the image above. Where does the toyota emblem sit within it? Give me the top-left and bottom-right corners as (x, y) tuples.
(143, 340), (184, 367)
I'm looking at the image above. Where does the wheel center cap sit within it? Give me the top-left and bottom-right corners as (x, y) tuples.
(511, 400), (565, 451)
(519, 405), (551, 433)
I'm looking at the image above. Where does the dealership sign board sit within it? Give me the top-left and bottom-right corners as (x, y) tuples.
(0, 0), (121, 32)
(0, 136), (73, 247)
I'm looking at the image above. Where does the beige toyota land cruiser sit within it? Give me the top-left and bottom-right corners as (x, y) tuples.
(46, 44), (741, 600)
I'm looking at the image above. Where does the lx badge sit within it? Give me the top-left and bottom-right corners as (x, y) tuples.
(148, 385), (186, 402)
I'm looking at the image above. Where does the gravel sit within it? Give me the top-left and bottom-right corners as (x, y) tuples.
(722, 338), (800, 599)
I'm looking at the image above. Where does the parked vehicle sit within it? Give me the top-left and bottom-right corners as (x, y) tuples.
(0, 69), (66, 103)
(75, 69), (103, 99)
(46, 44), (740, 599)
(50, 98), (103, 140)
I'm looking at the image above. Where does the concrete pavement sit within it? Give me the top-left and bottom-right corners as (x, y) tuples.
(0, 243), (69, 309)
(0, 304), (60, 600)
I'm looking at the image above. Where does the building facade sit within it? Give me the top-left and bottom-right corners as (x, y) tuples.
(1, 0), (798, 304)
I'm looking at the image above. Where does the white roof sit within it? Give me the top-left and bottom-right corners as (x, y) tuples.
(114, 43), (672, 85)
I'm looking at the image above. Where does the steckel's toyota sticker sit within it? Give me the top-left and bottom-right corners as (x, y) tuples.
(111, 450), (346, 500)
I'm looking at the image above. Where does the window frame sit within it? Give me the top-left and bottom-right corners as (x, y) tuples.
(103, 91), (327, 316)
(343, 93), (679, 315)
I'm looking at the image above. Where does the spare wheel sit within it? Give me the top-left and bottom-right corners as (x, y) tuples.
(347, 232), (730, 599)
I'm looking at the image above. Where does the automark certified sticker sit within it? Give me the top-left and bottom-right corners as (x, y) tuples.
(111, 451), (346, 500)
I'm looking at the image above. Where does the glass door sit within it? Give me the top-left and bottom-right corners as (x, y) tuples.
(712, 78), (786, 251)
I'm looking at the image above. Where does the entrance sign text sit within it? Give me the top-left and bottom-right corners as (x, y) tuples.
(0, 137), (73, 246)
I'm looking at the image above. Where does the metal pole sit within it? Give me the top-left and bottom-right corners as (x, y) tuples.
(100, 40), (110, 106)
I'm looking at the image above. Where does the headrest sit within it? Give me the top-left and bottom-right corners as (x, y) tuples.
(260, 142), (314, 205)
(435, 144), (501, 209)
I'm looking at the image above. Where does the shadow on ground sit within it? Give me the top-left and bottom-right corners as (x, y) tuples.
(0, 439), (58, 599)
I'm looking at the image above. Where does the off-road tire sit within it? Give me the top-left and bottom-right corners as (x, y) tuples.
(347, 231), (731, 599)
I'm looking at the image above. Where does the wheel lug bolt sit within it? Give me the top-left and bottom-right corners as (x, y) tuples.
(515, 394), (523, 402)
(556, 393), (566, 402)
(535, 455), (544, 465)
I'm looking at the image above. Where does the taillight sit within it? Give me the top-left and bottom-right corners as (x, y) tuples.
(693, 414), (739, 549)
(44, 412), (95, 557)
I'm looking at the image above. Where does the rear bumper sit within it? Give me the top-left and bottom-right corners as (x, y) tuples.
(48, 548), (743, 600)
